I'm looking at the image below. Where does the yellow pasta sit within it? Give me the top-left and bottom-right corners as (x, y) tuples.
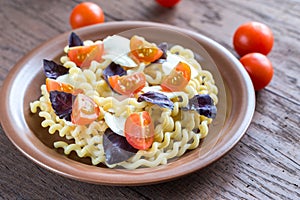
(30, 36), (218, 169)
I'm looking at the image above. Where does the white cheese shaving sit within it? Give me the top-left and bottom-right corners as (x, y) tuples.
(102, 35), (137, 68)
(104, 112), (126, 137)
(141, 85), (162, 93)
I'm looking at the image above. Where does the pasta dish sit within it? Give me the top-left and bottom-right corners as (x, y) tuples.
(30, 33), (218, 169)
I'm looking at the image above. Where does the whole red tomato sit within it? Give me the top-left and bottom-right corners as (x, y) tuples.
(70, 2), (105, 29)
(155, 0), (181, 7)
(240, 53), (274, 91)
(233, 22), (274, 57)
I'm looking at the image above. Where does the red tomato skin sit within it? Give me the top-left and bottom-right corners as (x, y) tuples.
(130, 48), (163, 63)
(161, 62), (191, 92)
(68, 43), (104, 68)
(129, 35), (163, 63)
(70, 2), (105, 29)
(233, 22), (274, 57)
(155, 0), (181, 7)
(125, 111), (154, 150)
(46, 78), (74, 93)
(108, 73), (146, 95)
(240, 53), (274, 91)
(175, 61), (191, 81)
(71, 94), (100, 125)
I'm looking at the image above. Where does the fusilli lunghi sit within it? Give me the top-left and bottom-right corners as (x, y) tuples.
(30, 36), (218, 169)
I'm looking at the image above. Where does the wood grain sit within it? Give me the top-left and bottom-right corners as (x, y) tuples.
(0, 0), (299, 199)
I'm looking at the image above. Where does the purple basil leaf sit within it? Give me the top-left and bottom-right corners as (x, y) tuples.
(43, 59), (69, 79)
(68, 32), (83, 47)
(49, 91), (75, 121)
(102, 62), (127, 83)
(184, 94), (217, 118)
(103, 128), (138, 165)
(138, 91), (174, 110)
(157, 42), (168, 60)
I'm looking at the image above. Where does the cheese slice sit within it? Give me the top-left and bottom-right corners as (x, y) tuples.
(162, 52), (199, 78)
(102, 35), (137, 67)
(104, 112), (126, 137)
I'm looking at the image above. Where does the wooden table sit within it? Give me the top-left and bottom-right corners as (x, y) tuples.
(0, 0), (299, 199)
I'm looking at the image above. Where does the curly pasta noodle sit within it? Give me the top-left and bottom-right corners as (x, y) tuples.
(30, 39), (218, 169)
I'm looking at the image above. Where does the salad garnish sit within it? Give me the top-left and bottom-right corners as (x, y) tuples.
(184, 94), (217, 119)
(138, 91), (174, 110)
(43, 59), (69, 79)
(68, 32), (83, 47)
(103, 128), (138, 165)
(49, 91), (74, 121)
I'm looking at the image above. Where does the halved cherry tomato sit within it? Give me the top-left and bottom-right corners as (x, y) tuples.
(46, 78), (83, 94)
(161, 61), (191, 92)
(155, 0), (181, 7)
(124, 111), (154, 150)
(70, 2), (105, 29)
(233, 22), (274, 57)
(68, 43), (104, 68)
(108, 72), (146, 95)
(71, 94), (100, 125)
(46, 78), (74, 93)
(129, 35), (163, 63)
(240, 53), (273, 91)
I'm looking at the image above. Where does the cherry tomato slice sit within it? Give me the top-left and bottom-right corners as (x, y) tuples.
(108, 72), (146, 95)
(46, 78), (83, 94)
(155, 0), (181, 7)
(124, 111), (154, 150)
(240, 53), (274, 91)
(233, 21), (274, 57)
(71, 94), (100, 125)
(46, 78), (74, 93)
(68, 43), (104, 68)
(129, 35), (163, 63)
(70, 2), (105, 29)
(161, 61), (191, 92)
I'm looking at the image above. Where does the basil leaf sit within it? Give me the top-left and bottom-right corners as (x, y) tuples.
(43, 59), (69, 79)
(138, 91), (174, 110)
(102, 62), (127, 83)
(49, 91), (75, 121)
(157, 42), (168, 60)
(184, 94), (217, 118)
(68, 32), (83, 47)
(103, 128), (138, 165)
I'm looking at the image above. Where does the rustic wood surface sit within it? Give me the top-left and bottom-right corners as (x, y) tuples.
(0, 0), (299, 199)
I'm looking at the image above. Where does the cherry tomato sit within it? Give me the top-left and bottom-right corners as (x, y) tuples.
(129, 35), (163, 63)
(233, 22), (274, 57)
(46, 78), (74, 93)
(108, 72), (146, 95)
(70, 2), (105, 29)
(161, 61), (191, 92)
(68, 43), (104, 68)
(240, 53), (274, 91)
(124, 111), (154, 150)
(155, 0), (181, 7)
(71, 94), (100, 125)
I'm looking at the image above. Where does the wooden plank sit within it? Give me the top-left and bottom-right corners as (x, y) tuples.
(0, 0), (299, 199)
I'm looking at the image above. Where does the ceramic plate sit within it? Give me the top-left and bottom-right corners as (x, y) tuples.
(0, 21), (255, 185)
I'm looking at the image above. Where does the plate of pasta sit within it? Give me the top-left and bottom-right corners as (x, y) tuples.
(0, 21), (255, 185)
